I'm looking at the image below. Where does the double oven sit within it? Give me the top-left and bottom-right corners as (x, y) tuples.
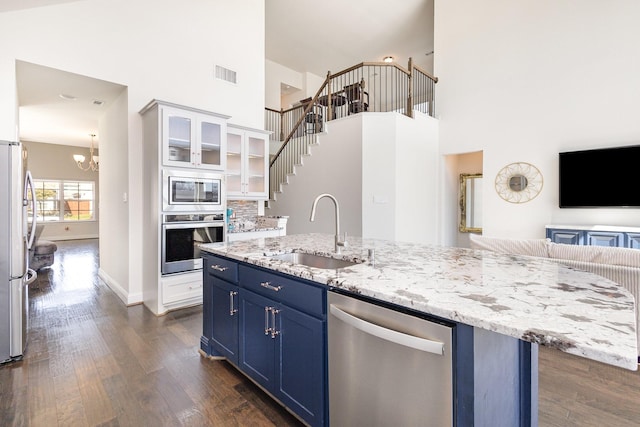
(161, 169), (225, 275)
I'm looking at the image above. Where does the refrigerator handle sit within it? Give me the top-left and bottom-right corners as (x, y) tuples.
(24, 170), (37, 250)
(25, 268), (37, 285)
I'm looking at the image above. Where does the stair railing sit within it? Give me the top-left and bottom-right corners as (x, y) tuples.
(267, 59), (438, 200)
(268, 74), (331, 200)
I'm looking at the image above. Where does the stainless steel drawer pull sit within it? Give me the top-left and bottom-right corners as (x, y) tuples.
(211, 265), (228, 272)
(264, 306), (272, 335)
(270, 308), (280, 338)
(260, 281), (282, 292)
(229, 291), (238, 315)
(330, 304), (445, 355)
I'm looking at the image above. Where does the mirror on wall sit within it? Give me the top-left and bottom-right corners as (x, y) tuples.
(459, 173), (483, 233)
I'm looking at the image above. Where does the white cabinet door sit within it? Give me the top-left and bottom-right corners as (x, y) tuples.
(198, 114), (226, 170)
(227, 125), (269, 200)
(162, 106), (227, 170)
(163, 106), (196, 167)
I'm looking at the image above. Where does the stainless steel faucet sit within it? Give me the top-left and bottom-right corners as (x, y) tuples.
(310, 193), (347, 253)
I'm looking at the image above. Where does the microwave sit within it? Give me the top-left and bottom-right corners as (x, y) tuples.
(163, 169), (224, 212)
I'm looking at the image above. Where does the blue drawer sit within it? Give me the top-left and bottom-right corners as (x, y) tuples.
(205, 254), (239, 284)
(239, 265), (325, 318)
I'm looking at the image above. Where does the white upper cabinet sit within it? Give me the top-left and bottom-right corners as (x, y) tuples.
(226, 125), (270, 200)
(162, 105), (228, 170)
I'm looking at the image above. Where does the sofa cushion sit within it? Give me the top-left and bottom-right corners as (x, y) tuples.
(469, 234), (550, 257)
(547, 242), (640, 268)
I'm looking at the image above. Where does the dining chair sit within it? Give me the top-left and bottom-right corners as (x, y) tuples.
(343, 80), (369, 114)
(300, 97), (323, 133)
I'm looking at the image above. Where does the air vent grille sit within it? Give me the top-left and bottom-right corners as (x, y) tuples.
(215, 65), (237, 84)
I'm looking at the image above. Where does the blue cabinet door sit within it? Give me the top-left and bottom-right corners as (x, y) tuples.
(211, 278), (239, 364)
(278, 305), (326, 427)
(239, 289), (276, 390)
(547, 229), (583, 245)
(587, 231), (624, 247)
(627, 233), (640, 249)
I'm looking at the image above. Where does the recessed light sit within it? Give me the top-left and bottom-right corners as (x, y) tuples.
(383, 56), (394, 63)
(59, 93), (77, 101)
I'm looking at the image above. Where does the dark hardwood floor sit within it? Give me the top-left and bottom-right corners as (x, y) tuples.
(538, 346), (640, 426)
(0, 239), (304, 427)
(2, 239), (639, 426)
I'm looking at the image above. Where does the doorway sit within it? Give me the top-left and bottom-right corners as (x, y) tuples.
(16, 60), (130, 301)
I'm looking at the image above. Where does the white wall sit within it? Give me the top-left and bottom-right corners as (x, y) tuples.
(361, 112), (440, 244)
(362, 115), (396, 240)
(395, 112), (440, 244)
(265, 59), (325, 110)
(22, 140), (100, 240)
(266, 59), (304, 110)
(268, 118), (364, 237)
(435, 0), (640, 240)
(1, 0), (266, 304)
(98, 89), (130, 303)
(268, 112), (439, 244)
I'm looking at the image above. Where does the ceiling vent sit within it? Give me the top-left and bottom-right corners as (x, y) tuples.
(215, 65), (237, 84)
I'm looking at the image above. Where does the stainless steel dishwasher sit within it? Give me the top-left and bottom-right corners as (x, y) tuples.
(328, 292), (453, 427)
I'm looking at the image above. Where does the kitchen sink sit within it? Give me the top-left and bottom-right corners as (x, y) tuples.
(268, 252), (361, 269)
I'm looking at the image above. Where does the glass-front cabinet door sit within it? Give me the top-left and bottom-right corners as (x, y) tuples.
(164, 110), (194, 166)
(245, 133), (267, 196)
(162, 105), (227, 170)
(226, 127), (243, 194)
(200, 119), (223, 169)
(226, 125), (269, 200)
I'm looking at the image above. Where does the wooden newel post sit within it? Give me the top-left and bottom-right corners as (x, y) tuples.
(279, 108), (284, 141)
(326, 71), (333, 122)
(407, 57), (414, 118)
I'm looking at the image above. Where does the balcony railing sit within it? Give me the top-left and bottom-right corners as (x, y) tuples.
(266, 59), (438, 200)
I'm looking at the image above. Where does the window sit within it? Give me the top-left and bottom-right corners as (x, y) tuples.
(32, 180), (95, 222)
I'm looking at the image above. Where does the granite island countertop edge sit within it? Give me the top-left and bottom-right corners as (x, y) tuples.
(200, 233), (638, 370)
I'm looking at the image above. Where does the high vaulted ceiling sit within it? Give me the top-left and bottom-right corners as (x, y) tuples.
(266, 0), (434, 76)
(5, 0), (434, 147)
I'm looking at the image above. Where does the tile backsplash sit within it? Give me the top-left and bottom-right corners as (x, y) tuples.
(227, 200), (259, 219)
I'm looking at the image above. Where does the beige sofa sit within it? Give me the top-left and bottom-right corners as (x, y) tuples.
(469, 234), (640, 360)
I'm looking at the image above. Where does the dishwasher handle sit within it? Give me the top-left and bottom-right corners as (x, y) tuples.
(330, 304), (445, 355)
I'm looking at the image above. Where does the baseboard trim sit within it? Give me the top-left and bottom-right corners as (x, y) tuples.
(47, 234), (99, 241)
(98, 268), (143, 306)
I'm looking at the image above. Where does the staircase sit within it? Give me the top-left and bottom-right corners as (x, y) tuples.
(268, 131), (319, 203)
(265, 59), (438, 204)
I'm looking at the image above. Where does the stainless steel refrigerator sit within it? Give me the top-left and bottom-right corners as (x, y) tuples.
(1, 140), (37, 364)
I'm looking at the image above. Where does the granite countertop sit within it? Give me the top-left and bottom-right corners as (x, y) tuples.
(228, 226), (282, 234)
(200, 233), (638, 370)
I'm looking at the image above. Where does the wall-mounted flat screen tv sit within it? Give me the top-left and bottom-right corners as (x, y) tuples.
(559, 145), (640, 208)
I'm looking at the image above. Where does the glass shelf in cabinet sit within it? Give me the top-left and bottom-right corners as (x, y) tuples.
(168, 138), (190, 148)
(200, 142), (221, 150)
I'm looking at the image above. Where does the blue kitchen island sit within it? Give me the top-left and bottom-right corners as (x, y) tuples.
(199, 234), (637, 427)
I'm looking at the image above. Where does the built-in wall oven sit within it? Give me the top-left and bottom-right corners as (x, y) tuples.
(163, 169), (223, 212)
(161, 213), (224, 275)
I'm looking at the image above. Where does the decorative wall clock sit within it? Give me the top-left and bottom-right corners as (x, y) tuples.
(494, 162), (543, 203)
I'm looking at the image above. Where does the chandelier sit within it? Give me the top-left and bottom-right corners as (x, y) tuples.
(73, 133), (99, 172)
